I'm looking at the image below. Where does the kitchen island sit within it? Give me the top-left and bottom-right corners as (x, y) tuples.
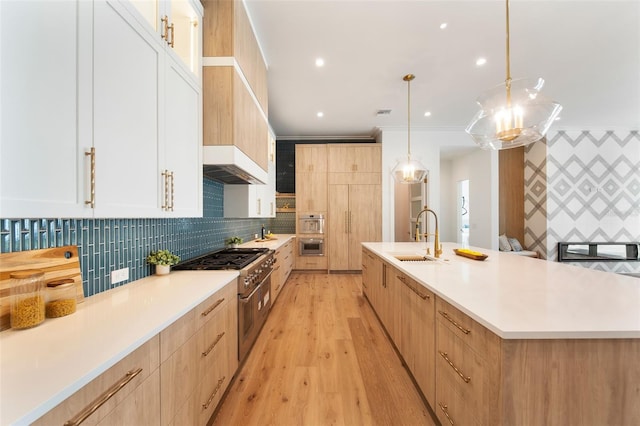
(362, 241), (640, 426)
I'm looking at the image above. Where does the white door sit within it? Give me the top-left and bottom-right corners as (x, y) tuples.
(163, 55), (201, 216)
(92, 0), (162, 217)
(0, 0), (88, 217)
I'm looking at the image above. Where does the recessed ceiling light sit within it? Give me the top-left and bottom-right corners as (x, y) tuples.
(440, 23), (448, 30)
(317, 112), (324, 118)
(424, 111), (432, 117)
(476, 57), (487, 66)
(315, 58), (325, 67)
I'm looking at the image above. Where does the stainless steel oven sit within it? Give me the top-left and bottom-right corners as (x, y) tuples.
(298, 214), (325, 234)
(299, 238), (324, 256)
(238, 267), (271, 363)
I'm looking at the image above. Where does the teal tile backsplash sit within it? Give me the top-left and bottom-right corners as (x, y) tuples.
(0, 178), (293, 297)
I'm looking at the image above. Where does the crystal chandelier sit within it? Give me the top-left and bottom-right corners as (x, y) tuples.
(393, 74), (427, 184)
(466, 0), (562, 150)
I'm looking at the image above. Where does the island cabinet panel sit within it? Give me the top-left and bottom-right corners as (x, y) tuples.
(160, 280), (237, 425)
(361, 248), (379, 306)
(396, 270), (436, 405)
(499, 338), (640, 426)
(32, 336), (160, 426)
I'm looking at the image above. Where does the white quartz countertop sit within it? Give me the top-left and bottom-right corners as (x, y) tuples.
(363, 242), (640, 340)
(241, 234), (295, 251)
(0, 270), (239, 426)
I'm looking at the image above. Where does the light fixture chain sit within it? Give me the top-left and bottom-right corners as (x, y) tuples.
(407, 76), (411, 159)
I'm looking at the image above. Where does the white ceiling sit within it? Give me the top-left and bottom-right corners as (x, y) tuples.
(244, 0), (640, 146)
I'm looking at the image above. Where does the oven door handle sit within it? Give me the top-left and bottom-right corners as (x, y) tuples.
(238, 270), (273, 304)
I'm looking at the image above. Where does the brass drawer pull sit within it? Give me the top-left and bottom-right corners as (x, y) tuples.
(202, 376), (226, 410)
(202, 332), (225, 357)
(439, 351), (471, 383)
(362, 281), (368, 289)
(64, 368), (143, 426)
(438, 402), (454, 425)
(400, 276), (430, 300)
(439, 310), (471, 334)
(201, 298), (225, 317)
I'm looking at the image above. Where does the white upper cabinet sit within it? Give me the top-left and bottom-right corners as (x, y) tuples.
(0, 0), (202, 219)
(128, 0), (202, 79)
(0, 0), (87, 218)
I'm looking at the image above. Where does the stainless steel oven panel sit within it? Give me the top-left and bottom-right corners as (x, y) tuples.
(299, 238), (325, 256)
(238, 271), (271, 363)
(298, 214), (325, 234)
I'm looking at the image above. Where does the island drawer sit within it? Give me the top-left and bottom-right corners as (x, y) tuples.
(436, 321), (500, 425)
(435, 297), (501, 360)
(435, 371), (482, 426)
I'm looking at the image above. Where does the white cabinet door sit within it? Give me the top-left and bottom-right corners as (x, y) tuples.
(163, 55), (201, 217)
(0, 0), (88, 218)
(92, 0), (163, 218)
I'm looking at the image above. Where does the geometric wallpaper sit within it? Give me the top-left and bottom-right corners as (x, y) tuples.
(542, 130), (640, 274)
(524, 135), (549, 259)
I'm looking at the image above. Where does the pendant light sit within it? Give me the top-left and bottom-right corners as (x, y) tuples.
(392, 74), (427, 184)
(466, 0), (562, 150)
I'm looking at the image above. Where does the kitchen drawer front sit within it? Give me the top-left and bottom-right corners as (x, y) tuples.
(160, 332), (199, 424)
(296, 255), (327, 270)
(160, 309), (197, 362)
(435, 297), (501, 360)
(435, 370), (482, 426)
(436, 321), (500, 425)
(197, 298), (234, 376)
(33, 336), (160, 426)
(194, 281), (236, 331)
(197, 342), (232, 425)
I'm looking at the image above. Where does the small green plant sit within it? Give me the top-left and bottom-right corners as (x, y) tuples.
(146, 249), (180, 266)
(225, 236), (243, 246)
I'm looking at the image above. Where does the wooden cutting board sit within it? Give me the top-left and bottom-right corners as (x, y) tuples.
(0, 246), (85, 331)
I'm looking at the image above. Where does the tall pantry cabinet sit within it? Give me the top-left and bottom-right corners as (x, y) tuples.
(327, 144), (382, 271)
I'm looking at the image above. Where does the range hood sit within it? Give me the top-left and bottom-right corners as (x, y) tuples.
(202, 146), (267, 185)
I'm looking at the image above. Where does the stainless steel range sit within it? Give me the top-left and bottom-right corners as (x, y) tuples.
(173, 247), (274, 363)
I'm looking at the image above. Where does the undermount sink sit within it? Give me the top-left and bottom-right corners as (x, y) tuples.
(394, 254), (435, 262)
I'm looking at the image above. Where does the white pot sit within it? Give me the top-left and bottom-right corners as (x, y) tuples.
(155, 264), (171, 275)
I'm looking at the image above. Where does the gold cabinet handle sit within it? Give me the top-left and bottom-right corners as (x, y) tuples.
(84, 148), (95, 208)
(362, 281), (368, 289)
(344, 211), (349, 234)
(169, 171), (174, 211)
(438, 402), (454, 425)
(202, 376), (226, 410)
(201, 298), (225, 317)
(168, 22), (174, 47)
(161, 170), (169, 211)
(399, 275), (430, 300)
(64, 368), (142, 426)
(439, 351), (471, 383)
(257, 198), (261, 215)
(438, 310), (471, 335)
(161, 15), (169, 41)
(202, 332), (225, 357)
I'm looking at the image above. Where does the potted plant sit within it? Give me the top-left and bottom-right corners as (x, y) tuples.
(146, 249), (180, 275)
(225, 236), (243, 248)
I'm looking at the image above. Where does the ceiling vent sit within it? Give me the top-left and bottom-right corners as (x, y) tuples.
(376, 109), (392, 116)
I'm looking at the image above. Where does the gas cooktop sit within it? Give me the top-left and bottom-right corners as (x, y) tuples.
(172, 247), (270, 271)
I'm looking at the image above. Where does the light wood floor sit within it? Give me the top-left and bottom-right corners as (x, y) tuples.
(211, 272), (437, 426)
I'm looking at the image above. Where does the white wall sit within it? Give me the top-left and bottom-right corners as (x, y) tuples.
(444, 149), (499, 250)
(379, 128), (498, 249)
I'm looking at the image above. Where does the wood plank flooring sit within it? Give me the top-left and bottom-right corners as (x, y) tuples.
(211, 273), (437, 426)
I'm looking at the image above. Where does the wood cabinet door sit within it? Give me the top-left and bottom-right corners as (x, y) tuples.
(328, 144), (381, 173)
(348, 184), (382, 270)
(295, 172), (327, 213)
(328, 184), (349, 270)
(295, 145), (327, 173)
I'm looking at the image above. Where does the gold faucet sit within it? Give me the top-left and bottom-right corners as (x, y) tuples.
(415, 205), (442, 258)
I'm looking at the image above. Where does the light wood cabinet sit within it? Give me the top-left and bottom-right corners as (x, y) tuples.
(160, 281), (237, 425)
(396, 268), (435, 404)
(272, 238), (294, 303)
(202, 0), (267, 113)
(295, 255), (327, 271)
(327, 143), (381, 175)
(33, 337), (161, 426)
(295, 144), (328, 214)
(328, 184), (381, 271)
